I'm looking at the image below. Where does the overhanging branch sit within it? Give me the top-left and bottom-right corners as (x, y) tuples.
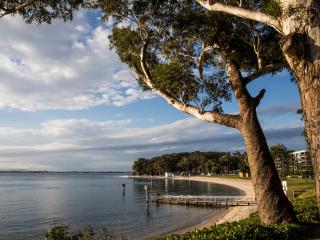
(195, 0), (283, 34)
(138, 39), (241, 129)
(0, 0), (38, 17)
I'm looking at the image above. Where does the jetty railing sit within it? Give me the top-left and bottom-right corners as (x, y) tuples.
(151, 195), (256, 207)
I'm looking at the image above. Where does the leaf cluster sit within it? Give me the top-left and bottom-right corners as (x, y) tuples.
(0, 0), (84, 23)
(263, 0), (282, 17)
(106, 0), (286, 111)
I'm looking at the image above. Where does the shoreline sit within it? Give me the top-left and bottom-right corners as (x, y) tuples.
(174, 176), (256, 231)
(125, 175), (257, 236)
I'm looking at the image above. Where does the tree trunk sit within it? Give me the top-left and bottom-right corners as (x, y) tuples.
(240, 107), (297, 224)
(283, 52), (320, 205)
(297, 68), (320, 207)
(280, 0), (320, 202)
(226, 62), (297, 224)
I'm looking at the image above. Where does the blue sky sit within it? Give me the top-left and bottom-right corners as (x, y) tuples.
(0, 11), (305, 171)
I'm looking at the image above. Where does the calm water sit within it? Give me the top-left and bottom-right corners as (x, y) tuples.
(0, 173), (242, 239)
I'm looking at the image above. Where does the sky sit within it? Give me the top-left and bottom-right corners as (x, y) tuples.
(0, 10), (306, 171)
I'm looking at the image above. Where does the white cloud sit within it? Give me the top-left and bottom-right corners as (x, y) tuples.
(0, 11), (153, 111)
(0, 116), (305, 171)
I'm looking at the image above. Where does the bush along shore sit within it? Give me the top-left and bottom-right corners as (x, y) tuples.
(154, 190), (320, 240)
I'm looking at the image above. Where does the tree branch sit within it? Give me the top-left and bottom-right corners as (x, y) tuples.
(195, 0), (283, 34)
(244, 64), (284, 85)
(254, 89), (266, 107)
(138, 39), (241, 129)
(0, 0), (38, 17)
(197, 43), (218, 80)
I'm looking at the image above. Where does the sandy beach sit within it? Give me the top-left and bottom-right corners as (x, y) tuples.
(127, 175), (257, 234)
(173, 176), (257, 231)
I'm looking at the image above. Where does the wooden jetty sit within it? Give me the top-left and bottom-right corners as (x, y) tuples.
(152, 195), (256, 207)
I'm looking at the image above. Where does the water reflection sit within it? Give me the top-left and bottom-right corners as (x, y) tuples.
(0, 173), (241, 240)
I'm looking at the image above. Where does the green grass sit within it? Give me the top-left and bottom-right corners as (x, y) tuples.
(154, 189), (319, 240)
(207, 176), (315, 194)
(286, 178), (316, 200)
(287, 178), (315, 192)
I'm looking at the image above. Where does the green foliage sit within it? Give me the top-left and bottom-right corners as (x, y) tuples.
(104, 0), (286, 113)
(293, 190), (320, 223)
(238, 152), (250, 173)
(45, 225), (116, 240)
(109, 27), (142, 70)
(155, 213), (302, 240)
(0, 0), (84, 23)
(263, 0), (282, 17)
(132, 151), (248, 175)
(46, 225), (71, 240)
(270, 144), (293, 179)
(152, 61), (199, 103)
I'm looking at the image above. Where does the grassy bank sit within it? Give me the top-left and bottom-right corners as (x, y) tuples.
(209, 175), (315, 197)
(287, 178), (315, 192)
(154, 189), (319, 240)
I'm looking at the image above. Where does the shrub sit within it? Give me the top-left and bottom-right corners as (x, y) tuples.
(155, 214), (302, 240)
(45, 225), (116, 240)
(292, 190), (320, 223)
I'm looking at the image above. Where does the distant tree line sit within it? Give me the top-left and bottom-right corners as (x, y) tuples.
(133, 144), (313, 179)
(132, 151), (249, 176)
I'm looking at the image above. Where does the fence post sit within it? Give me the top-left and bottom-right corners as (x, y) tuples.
(144, 185), (149, 204)
(292, 190), (295, 199)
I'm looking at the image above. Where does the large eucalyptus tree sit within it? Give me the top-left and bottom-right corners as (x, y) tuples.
(101, 0), (296, 224)
(195, 0), (320, 208)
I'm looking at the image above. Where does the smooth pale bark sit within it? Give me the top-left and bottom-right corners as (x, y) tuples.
(195, 0), (282, 33)
(297, 67), (320, 207)
(280, 0), (320, 206)
(283, 40), (320, 205)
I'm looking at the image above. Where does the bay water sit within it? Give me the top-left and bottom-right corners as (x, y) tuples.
(0, 173), (242, 239)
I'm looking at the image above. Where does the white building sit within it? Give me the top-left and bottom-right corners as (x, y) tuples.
(291, 150), (313, 176)
(292, 150), (310, 164)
